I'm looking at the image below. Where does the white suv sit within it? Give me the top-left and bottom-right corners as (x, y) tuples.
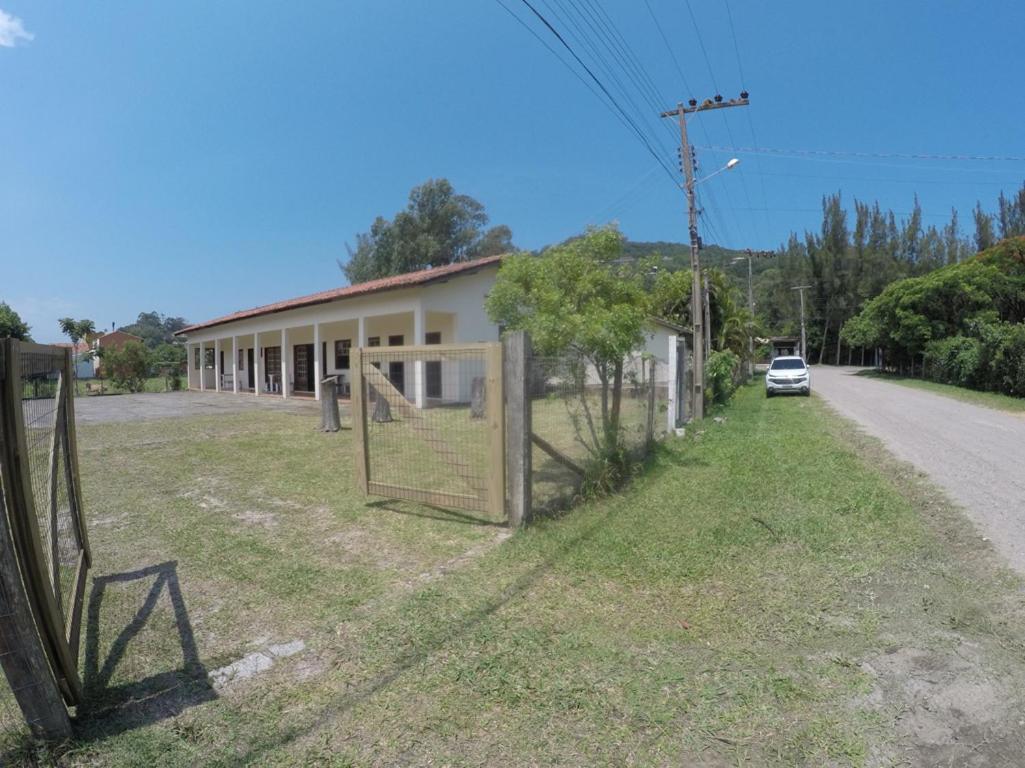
(765, 356), (811, 397)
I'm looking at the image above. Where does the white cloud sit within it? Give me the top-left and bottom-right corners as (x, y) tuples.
(0, 8), (33, 47)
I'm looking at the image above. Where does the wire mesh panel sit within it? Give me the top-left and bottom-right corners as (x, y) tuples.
(18, 348), (86, 638)
(353, 344), (504, 518)
(0, 340), (89, 707)
(528, 351), (662, 514)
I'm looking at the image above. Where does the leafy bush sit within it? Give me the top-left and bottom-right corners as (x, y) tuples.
(707, 349), (741, 404)
(103, 341), (152, 393)
(924, 336), (982, 388)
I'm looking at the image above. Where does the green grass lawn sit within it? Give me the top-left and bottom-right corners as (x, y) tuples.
(857, 370), (1025, 414)
(8, 383), (1025, 766)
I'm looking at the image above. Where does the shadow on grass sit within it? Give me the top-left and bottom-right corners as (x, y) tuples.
(231, 501), (616, 764)
(74, 561), (216, 741)
(366, 499), (505, 528)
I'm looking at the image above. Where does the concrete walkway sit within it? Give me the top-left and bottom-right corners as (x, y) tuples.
(813, 366), (1025, 574)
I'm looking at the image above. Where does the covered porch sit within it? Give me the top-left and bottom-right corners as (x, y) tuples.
(185, 306), (457, 404)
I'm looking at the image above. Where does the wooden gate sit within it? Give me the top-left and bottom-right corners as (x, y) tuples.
(351, 342), (504, 519)
(0, 340), (91, 723)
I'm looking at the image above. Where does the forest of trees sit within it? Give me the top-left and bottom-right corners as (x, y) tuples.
(749, 181), (1025, 364)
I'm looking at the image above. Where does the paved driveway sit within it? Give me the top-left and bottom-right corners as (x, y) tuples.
(813, 366), (1025, 574)
(74, 391), (332, 424)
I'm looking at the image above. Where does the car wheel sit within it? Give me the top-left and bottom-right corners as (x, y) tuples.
(804, 388), (811, 397)
(766, 390), (773, 398)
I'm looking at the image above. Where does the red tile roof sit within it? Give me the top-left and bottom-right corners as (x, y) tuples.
(175, 254), (504, 336)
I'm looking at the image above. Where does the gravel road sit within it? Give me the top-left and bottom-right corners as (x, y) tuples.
(812, 366), (1025, 574)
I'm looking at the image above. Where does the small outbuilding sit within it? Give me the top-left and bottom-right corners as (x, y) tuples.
(768, 336), (800, 361)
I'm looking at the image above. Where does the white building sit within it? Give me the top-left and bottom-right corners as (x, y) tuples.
(175, 254), (684, 404)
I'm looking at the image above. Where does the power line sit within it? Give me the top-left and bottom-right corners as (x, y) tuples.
(513, 0), (680, 184)
(722, 0), (772, 237)
(641, 0), (694, 96)
(492, 0), (642, 142)
(698, 144), (1025, 163)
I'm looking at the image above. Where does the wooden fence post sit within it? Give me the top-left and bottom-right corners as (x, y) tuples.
(485, 342), (505, 521)
(645, 357), (657, 447)
(666, 336), (677, 433)
(503, 331), (531, 527)
(0, 341), (72, 741)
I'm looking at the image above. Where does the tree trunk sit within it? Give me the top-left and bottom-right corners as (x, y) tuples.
(835, 327), (842, 366)
(817, 316), (831, 365)
(860, 347), (865, 366)
(609, 360), (624, 437)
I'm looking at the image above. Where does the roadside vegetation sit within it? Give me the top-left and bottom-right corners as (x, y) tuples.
(857, 370), (1025, 414)
(8, 383), (1025, 765)
(844, 236), (1025, 398)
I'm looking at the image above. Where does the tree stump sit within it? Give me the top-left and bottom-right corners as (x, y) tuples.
(470, 376), (486, 419)
(320, 377), (341, 432)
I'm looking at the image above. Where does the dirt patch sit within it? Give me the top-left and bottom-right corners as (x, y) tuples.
(860, 643), (1025, 767)
(233, 510), (279, 528)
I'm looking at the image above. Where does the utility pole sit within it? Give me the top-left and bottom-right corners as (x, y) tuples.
(702, 272), (712, 358)
(791, 285), (812, 361)
(661, 92), (749, 420)
(736, 249), (773, 378)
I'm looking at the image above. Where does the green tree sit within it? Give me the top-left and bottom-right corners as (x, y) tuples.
(119, 312), (188, 348)
(102, 341), (152, 393)
(342, 178), (516, 283)
(0, 302), (31, 340)
(485, 227), (647, 451)
(58, 317), (96, 348)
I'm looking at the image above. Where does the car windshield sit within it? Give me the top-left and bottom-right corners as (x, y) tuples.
(770, 359), (805, 370)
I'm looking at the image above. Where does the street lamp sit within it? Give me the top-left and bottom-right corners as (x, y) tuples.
(694, 157), (741, 186)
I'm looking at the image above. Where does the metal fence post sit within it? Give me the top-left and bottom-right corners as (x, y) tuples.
(503, 331), (531, 527)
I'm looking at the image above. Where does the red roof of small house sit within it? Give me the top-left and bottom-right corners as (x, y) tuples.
(53, 341), (92, 355)
(96, 330), (143, 347)
(174, 254), (505, 336)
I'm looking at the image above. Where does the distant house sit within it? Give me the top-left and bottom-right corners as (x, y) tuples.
(57, 330), (144, 378)
(174, 255), (684, 402)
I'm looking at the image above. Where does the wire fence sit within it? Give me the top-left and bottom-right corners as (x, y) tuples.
(358, 345), (503, 518)
(19, 349), (84, 630)
(528, 350), (669, 514)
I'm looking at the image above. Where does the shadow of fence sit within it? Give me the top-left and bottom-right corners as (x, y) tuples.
(76, 561), (216, 740)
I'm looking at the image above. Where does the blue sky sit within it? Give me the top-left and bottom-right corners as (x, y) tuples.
(2, 1), (1023, 342)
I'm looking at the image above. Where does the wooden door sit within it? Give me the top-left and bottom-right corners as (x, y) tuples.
(293, 344), (315, 392)
(247, 349), (255, 389)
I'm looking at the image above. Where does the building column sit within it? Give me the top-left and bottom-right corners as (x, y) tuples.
(254, 332), (261, 397)
(199, 342), (206, 391)
(281, 327), (288, 399)
(413, 304), (425, 408)
(313, 323), (322, 401)
(232, 336), (239, 394)
(214, 339), (222, 392)
(357, 315), (366, 347)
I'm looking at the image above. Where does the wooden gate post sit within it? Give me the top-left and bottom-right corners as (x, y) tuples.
(485, 342), (505, 521)
(0, 342), (72, 741)
(645, 358), (657, 447)
(503, 331), (531, 527)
